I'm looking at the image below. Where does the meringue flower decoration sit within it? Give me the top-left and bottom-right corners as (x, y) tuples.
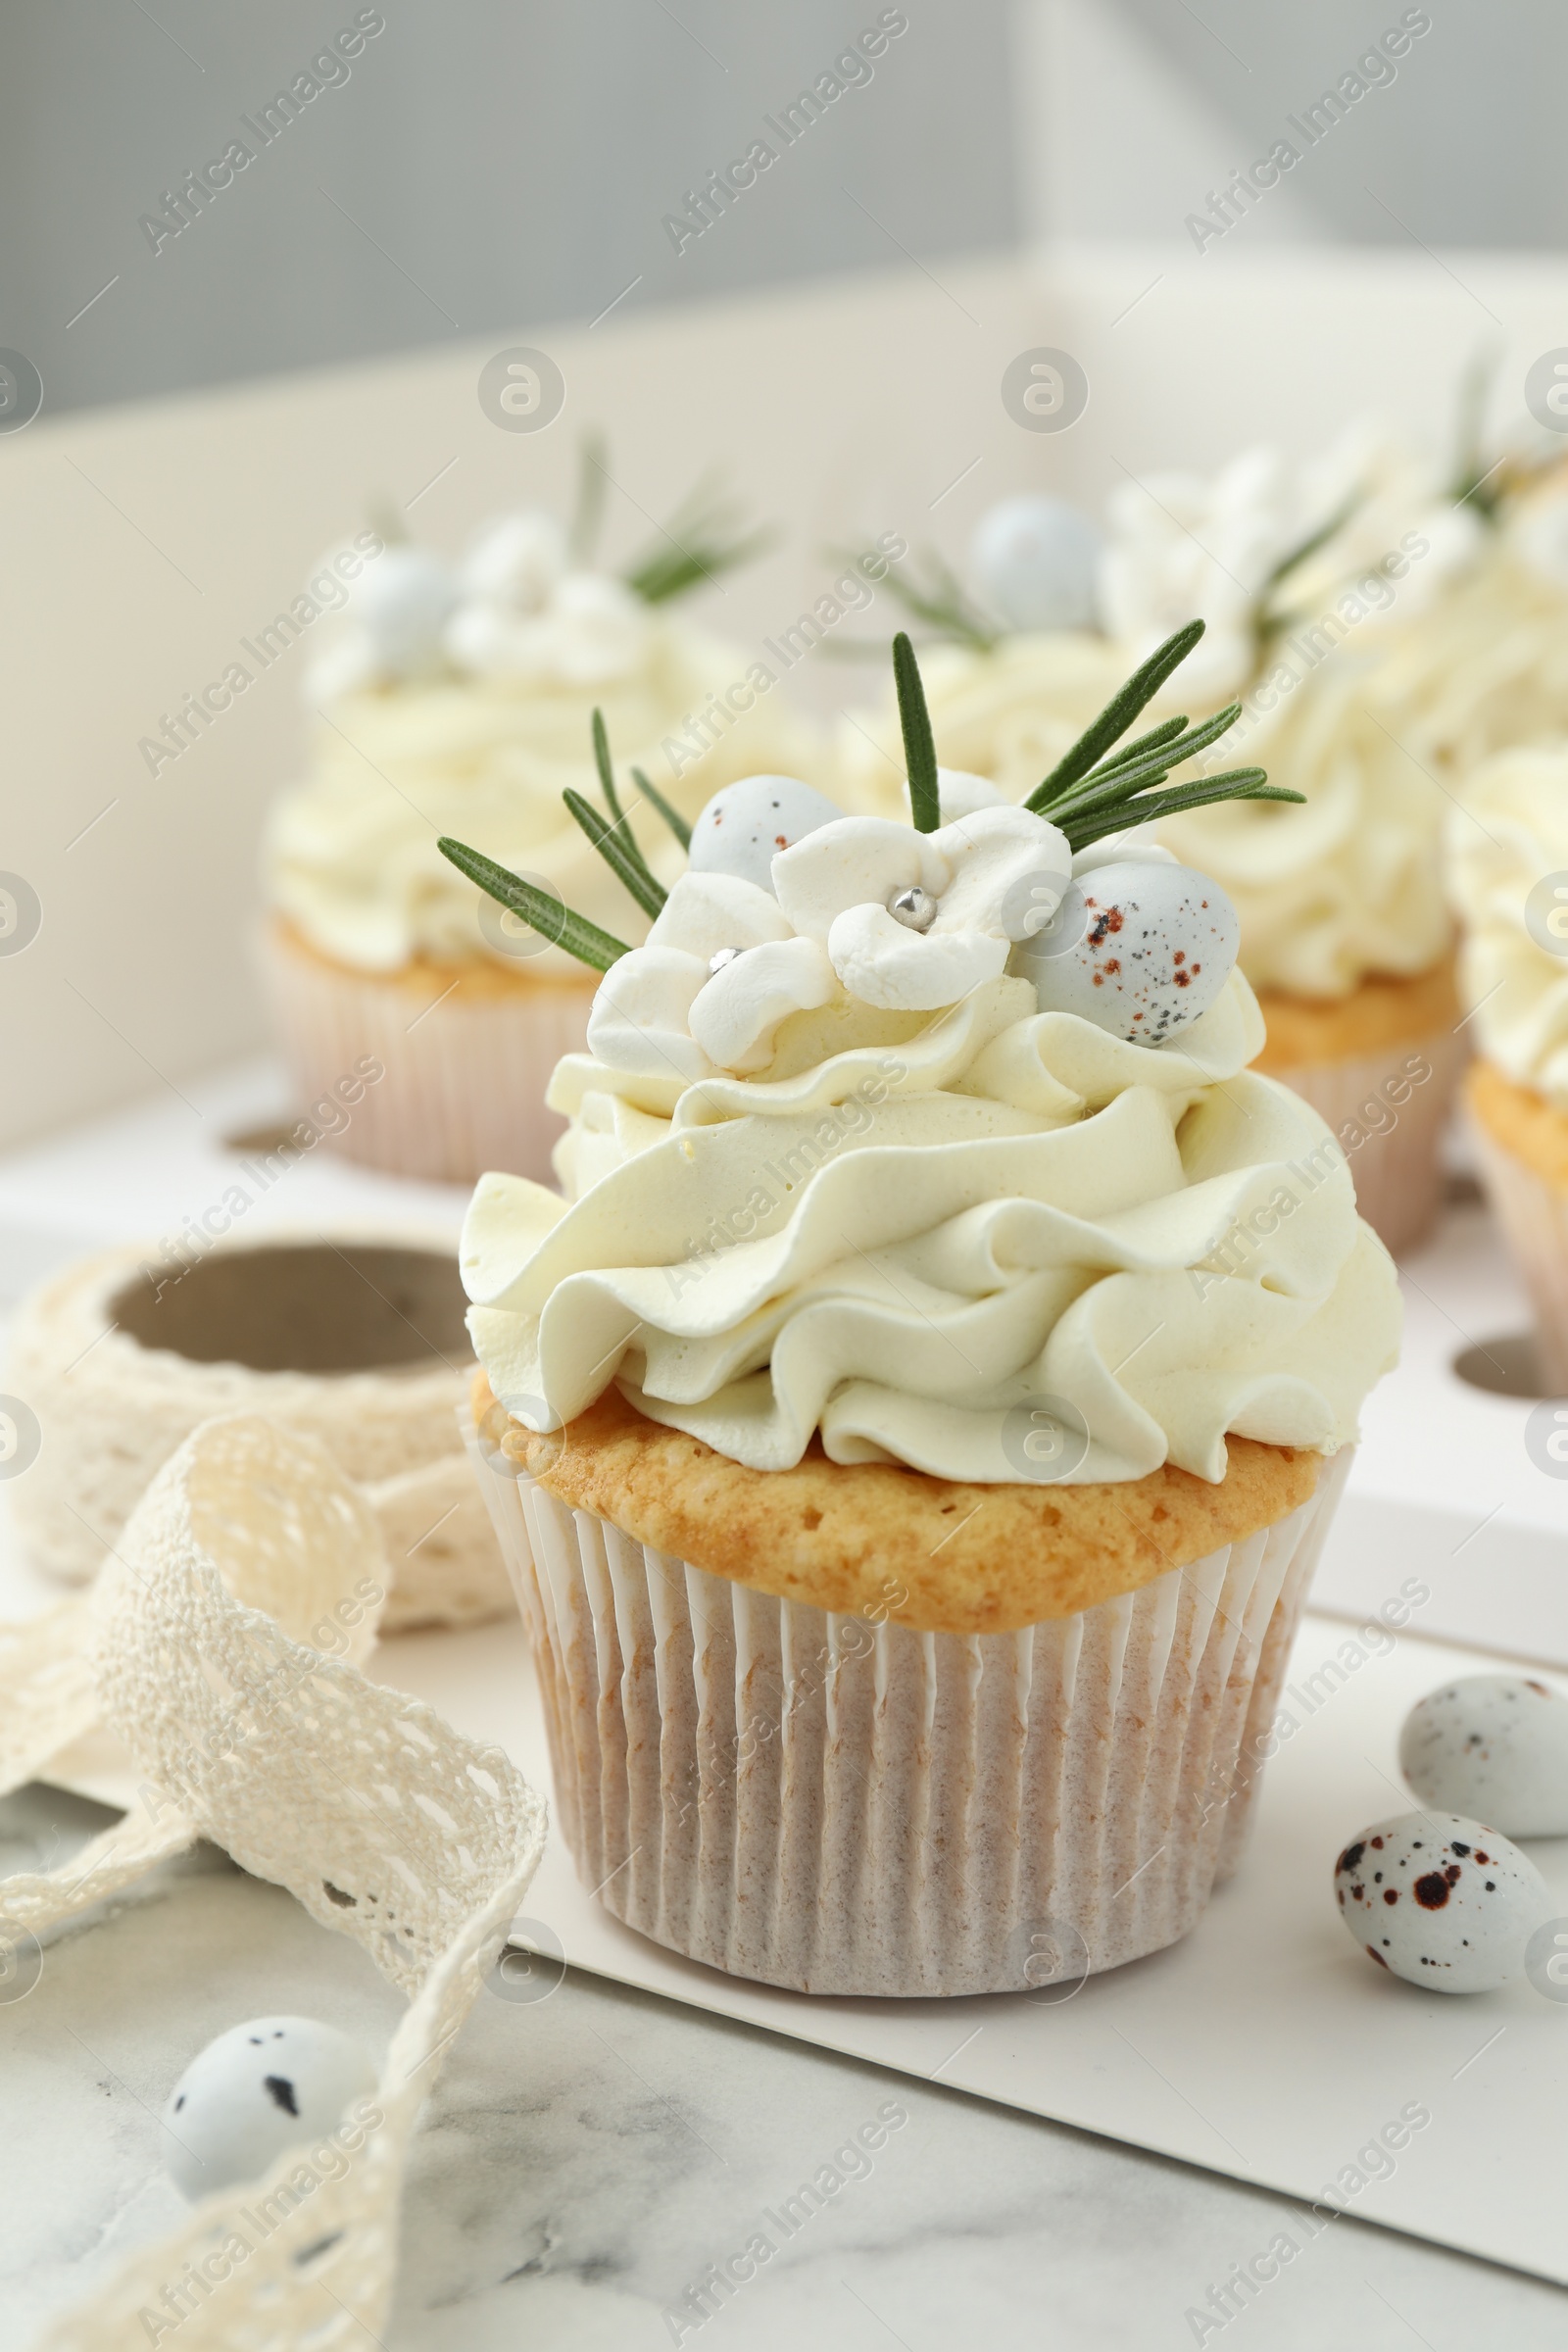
(446, 566), (652, 686)
(460, 509), (568, 610)
(586, 873), (834, 1080)
(774, 807), (1071, 1011)
(1287, 424), (1485, 628)
(299, 459), (768, 702)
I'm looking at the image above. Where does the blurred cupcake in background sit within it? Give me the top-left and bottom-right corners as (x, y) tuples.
(1445, 745), (1568, 1390)
(1141, 439), (1469, 1259)
(833, 435), (1490, 1252)
(1358, 427), (1568, 776)
(262, 463), (815, 1186)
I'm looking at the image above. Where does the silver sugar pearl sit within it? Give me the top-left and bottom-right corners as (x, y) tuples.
(888, 884), (938, 932)
(708, 946), (745, 975)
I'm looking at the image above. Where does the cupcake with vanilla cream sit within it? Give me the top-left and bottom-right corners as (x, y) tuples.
(263, 490), (812, 1185)
(456, 626), (1400, 1996)
(1445, 744), (1568, 1389)
(837, 449), (1475, 1252)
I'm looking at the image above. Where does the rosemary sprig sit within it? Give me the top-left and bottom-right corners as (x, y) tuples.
(1041, 701), (1244, 830)
(1025, 621), (1205, 811)
(586, 708), (669, 906)
(437, 839), (630, 970)
(893, 630), (941, 832)
(569, 429), (610, 564)
(1083, 712), (1191, 777)
(1065, 771), (1296, 854)
(630, 764), (692, 852)
(1025, 621), (1302, 851)
(590, 707), (625, 824)
(1448, 343), (1505, 519)
(622, 471), (773, 604)
(846, 545), (1000, 652)
(564, 789), (667, 919)
(1260, 493), (1360, 601)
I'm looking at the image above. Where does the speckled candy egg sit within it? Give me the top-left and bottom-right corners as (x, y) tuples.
(688, 775), (844, 895)
(970, 495), (1102, 633)
(1334, 1811), (1549, 1993)
(1012, 860), (1238, 1047)
(161, 2015), (377, 2201)
(1399, 1675), (1568, 1837)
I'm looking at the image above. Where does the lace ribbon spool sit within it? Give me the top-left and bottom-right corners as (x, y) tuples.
(6, 1230), (514, 1633)
(1, 1414), (546, 2349)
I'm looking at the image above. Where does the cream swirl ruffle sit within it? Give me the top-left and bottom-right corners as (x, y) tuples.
(464, 973), (1400, 1486)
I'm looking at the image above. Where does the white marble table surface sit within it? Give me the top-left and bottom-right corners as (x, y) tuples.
(3, 1784), (1564, 2352)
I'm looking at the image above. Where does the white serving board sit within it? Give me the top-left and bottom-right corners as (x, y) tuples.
(2, 1066), (1567, 2281)
(1315, 1194), (1568, 1666)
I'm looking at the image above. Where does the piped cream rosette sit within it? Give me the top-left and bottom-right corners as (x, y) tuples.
(464, 782), (1400, 1488)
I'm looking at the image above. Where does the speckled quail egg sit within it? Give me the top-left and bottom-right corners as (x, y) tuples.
(161, 2015), (377, 2200)
(1334, 1812), (1550, 1993)
(970, 495), (1102, 633)
(1011, 860), (1239, 1046)
(688, 775), (844, 895)
(1399, 1675), (1568, 1838)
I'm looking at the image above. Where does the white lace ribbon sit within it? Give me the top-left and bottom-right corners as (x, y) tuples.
(0, 1413), (546, 2349)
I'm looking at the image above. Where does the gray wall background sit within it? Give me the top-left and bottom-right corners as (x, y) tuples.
(2, 1), (1016, 416)
(4, 2), (1567, 423)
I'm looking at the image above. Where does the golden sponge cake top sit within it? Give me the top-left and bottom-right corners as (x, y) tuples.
(476, 1374), (1319, 1635)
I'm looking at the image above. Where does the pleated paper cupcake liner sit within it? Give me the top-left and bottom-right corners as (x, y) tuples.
(261, 919), (593, 1186)
(466, 1424), (1350, 1997)
(1270, 1025), (1467, 1257)
(1470, 1122), (1568, 1394)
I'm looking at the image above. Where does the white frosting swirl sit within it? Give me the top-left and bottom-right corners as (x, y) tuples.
(463, 815), (1399, 1485)
(1446, 743), (1568, 1111)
